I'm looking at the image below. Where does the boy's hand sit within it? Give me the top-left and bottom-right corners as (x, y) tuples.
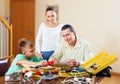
(40, 60), (48, 66)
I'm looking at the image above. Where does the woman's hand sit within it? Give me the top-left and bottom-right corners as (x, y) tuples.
(37, 53), (43, 59)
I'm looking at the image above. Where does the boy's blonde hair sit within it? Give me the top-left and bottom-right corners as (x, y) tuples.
(18, 38), (33, 54)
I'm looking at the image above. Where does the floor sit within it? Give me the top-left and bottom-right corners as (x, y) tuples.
(99, 74), (120, 84)
(0, 74), (120, 84)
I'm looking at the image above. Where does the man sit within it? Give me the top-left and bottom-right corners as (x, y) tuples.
(49, 24), (94, 67)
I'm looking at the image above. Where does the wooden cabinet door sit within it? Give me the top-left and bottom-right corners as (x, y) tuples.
(10, 0), (35, 56)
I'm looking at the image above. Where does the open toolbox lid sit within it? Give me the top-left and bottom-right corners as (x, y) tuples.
(58, 51), (118, 78)
(81, 51), (118, 75)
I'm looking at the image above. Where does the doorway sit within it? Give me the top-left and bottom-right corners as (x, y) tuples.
(10, 0), (35, 56)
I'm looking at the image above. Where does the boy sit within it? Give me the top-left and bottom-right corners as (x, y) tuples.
(5, 38), (47, 78)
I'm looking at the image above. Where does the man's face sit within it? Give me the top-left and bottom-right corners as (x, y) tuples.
(61, 28), (76, 45)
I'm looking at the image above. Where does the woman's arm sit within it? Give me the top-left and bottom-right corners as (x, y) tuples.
(35, 23), (44, 55)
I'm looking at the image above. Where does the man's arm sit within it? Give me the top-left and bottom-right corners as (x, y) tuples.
(84, 42), (94, 62)
(77, 41), (94, 66)
(49, 42), (63, 64)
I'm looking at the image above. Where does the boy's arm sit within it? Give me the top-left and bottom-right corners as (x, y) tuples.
(17, 60), (47, 67)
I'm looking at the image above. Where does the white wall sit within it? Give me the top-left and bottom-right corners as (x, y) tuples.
(0, 0), (4, 14)
(36, 0), (120, 73)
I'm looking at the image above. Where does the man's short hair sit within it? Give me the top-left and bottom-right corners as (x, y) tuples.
(61, 24), (75, 32)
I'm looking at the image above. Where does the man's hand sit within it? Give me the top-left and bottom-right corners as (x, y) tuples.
(49, 57), (59, 64)
(67, 59), (80, 67)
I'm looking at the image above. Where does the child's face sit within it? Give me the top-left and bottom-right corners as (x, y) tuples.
(23, 45), (35, 58)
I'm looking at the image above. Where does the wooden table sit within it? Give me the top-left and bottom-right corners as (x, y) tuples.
(1, 64), (105, 84)
(1, 75), (104, 84)
(1, 75), (63, 84)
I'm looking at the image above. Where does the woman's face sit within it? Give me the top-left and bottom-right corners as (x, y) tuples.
(45, 10), (57, 23)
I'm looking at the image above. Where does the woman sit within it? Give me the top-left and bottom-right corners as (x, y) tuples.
(36, 7), (63, 61)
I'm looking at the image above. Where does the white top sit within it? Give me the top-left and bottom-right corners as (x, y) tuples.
(36, 22), (63, 53)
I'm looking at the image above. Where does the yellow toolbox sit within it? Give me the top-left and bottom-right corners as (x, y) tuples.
(58, 51), (118, 77)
